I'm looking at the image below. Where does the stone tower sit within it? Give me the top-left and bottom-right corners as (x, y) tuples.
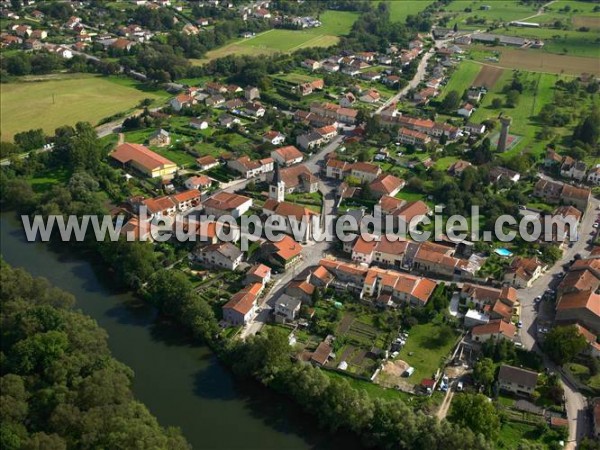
(497, 116), (512, 152)
(269, 163), (285, 202)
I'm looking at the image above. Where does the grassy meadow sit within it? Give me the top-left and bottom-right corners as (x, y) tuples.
(194, 10), (358, 64)
(0, 74), (168, 140)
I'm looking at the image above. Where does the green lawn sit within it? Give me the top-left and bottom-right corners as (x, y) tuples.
(497, 421), (543, 449)
(441, 61), (482, 99)
(1, 74), (168, 141)
(433, 156), (459, 171)
(383, 1), (435, 23)
(26, 168), (71, 193)
(470, 69), (571, 159)
(400, 322), (459, 384)
(195, 10), (358, 63)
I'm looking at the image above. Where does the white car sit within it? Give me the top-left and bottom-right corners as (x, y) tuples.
(457, 381), (464, 391)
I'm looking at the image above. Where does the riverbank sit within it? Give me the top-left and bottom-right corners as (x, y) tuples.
(0, 212), (363, 450)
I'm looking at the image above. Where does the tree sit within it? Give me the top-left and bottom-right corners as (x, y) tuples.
(544, 325), (587, 364)
(473, 358), (496, 394)
(491, 97), (503, 109)
(442, 90), (461, 112)
(448, 393), (500, 440)
(506, 90), (520, 107)
(453, 23), (458, 33)
(573, 109), (600, 146)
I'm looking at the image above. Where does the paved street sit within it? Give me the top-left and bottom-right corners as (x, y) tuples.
(517, 193), (599, 446)
(239, 136), (343, 338)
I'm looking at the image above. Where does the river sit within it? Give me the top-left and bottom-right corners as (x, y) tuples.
(0, 213), (361, 450)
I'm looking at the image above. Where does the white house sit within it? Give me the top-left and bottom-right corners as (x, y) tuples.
(191, 242), (243, 270)
(457, 103), (475, 117)
(271, 146), (304, 167)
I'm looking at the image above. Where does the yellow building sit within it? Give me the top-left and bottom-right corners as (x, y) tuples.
(110, 142), (177, 178)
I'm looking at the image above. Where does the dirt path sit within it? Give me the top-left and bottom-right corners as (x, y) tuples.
(436, 387), (455, 420)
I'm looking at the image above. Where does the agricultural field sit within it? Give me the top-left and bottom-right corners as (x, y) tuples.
(193, 10), (358, 64)
(440, 60), (482, 99)
(465, 45), (600, 76)
(442, 1), (539, 30)
(383, 0), (435, 23)
(470, 68), (573, 159)
(0, 74), (169, 141)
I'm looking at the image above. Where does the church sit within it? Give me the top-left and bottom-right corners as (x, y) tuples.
(262, 164), (321, 243)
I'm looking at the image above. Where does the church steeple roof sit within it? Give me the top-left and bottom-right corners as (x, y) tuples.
(272, 162), (282, 184)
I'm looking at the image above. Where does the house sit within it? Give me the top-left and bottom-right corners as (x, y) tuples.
(350, 162), (382, 183)
(147, 129), (170, 147)
(471, 319), (516, 342)
(243, 102), (265, 117)
(245, 263), (271, 286)
(361, 266), (437, 306)
(196, 155), (219, 171)
(488, 166), (521, 184)
(296, 132), (325, 151)
(359, 89), (381, 103)
(170, 93), (196, 111)
(205, 95), (226, 107)
(397, 128), (431, 147)
(412, 242), (472, 279)
(23, 38), (42, 50)
(310, 266), (334, 288)
(205, 82), (227, 95)
(467, 89), (483, 103)
(228, 156), (273, 178)
(413, 87), (437, 104)
(504, 256), (546, 288)
(321, 61), (340, 72)
(310, 341), (332, 366)
(111, 38), (135, 52)
(30, 29), (47, 40)
(301, 59), (321, 71)
(171, 189), (201, 212)
(189, 117), (209, 130)
(498, 364), (539, 396)
(561, 184), (591, 211)
(222, 283), (261, 325)
(262, 130), (285, 146)
(286, 280), (315, 302)
(271, 146), (303, 167)
(463, 122), (485, 136)
(555, 290), (600, 334)
(533, 179), (563, 204)
(261, 234), (303, 270)
(218, 114), (241, 128)
(244, 86), (260, 101)
(203, 192), (253, 218)
(448, 160), (472, 177)
(192, 242), (243, 270)
(315, 125), (337, 141)
(360, 72), (382, 82)
(184, 175), (211, 191)
(262, 199), (320, 243)
(381, 197), (431, 232)
(274, 294), (302, 323)
(110, 143), (177, 178)
(457, 103), (475, 117)
(460, 283), (517, 310)
(326, 159), (349, 180)
(561, 158), (587, 181)
(339, 92), (356, 108)
(384, 75), (401, 87)
(369, 174), (405, 198)
(588, 166), (600, 185)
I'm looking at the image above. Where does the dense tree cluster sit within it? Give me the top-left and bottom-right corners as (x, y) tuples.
(544, 325), (588, 365)
(0, 260), (190, 449)
(226, 328), (492, 450)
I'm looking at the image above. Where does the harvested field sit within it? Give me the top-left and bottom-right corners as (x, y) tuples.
(473, 65), (504, 89)
(572, 16), (600, 30)
(470, 47), (600, 76)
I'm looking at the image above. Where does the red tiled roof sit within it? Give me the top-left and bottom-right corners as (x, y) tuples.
(274, 146), (303, 162)
(472, 319), (516, 338)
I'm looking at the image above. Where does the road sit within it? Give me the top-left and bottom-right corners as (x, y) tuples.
(240, 136), (343, 338)
(517, 179), (598, 447)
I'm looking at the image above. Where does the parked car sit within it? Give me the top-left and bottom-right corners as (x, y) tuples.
(457, 381), (464, 391)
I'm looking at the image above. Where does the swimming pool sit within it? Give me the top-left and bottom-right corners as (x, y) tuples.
(494, 248), (513, 257)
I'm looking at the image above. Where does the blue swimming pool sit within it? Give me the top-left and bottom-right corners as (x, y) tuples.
(494, 248), (513, 257)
